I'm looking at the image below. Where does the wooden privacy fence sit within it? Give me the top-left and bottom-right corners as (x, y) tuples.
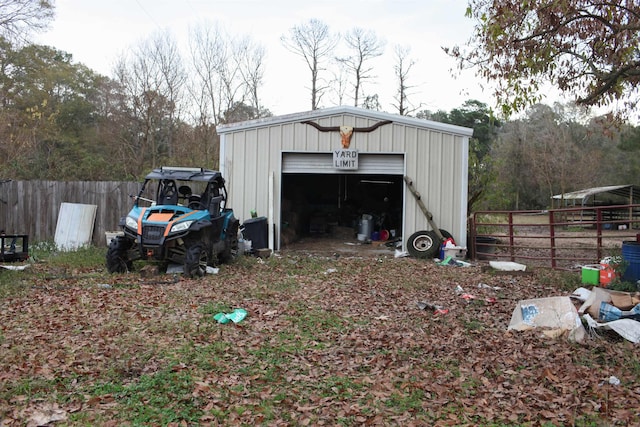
(0, 180), (142, 247)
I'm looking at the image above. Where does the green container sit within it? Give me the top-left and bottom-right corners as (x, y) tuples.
(581, 265), (600, 285)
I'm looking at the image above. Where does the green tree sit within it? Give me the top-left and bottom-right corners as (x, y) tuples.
(417, 100), (500, 214)
(605, 121), (640, 185)
(448, 1), (640, 117)
(0, 40), (106, 179)
(490, 103), (603, 209)
(618, 124), (640, 152)
(219, 101), (271, 125)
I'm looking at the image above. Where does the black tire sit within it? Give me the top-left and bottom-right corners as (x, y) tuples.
(406, 229), (454, 259)
(220, 220), (239, 264)
(184, 243), (208, 278)
(106, 236), (133, 273)
(439, 229), (454, 241)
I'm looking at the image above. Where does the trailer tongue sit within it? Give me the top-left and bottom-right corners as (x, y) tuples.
(403, 176), (452, 259)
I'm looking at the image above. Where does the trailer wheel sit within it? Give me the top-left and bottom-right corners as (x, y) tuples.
(406, 229), (452, 259)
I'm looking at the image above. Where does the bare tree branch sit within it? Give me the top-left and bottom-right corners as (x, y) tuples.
(281, 19), (339, 110)
(336, 27), (385, 107)
(0, 0), (54, 43)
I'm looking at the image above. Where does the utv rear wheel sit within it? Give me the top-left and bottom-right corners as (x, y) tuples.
(184, 243), (208, 278)
(106, 236), (133, 273)
(220, 220), (239, 263)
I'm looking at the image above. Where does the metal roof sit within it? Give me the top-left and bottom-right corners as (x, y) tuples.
(144, 167), (223, 183)
(216, 105), (474, 137)
(551, 185), (640, 204)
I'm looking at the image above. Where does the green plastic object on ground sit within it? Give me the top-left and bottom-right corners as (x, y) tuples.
(214, 308), (247, 324)
(438, 256), (454, 266)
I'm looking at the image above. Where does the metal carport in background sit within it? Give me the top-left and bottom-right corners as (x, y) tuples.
(552, 185), (640, 208)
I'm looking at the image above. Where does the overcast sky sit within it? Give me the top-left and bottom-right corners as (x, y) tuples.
(35, 0), (498, 116)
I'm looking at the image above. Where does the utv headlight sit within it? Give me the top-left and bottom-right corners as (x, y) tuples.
(171, 220), (193, 233)
(125, 216), (139, 231)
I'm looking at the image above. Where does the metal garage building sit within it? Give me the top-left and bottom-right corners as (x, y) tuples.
(217, 106), (474, 253)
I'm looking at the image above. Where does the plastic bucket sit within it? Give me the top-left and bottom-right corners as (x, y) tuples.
(622, 241), (640, 283)
(358, 219), (373, 239)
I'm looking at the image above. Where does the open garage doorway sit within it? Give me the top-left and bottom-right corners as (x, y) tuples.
(280, 173), (404, 248)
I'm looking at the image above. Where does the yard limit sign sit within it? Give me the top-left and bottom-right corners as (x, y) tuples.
(333, 149), (358, 170)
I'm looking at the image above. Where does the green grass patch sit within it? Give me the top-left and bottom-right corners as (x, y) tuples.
(0, 377), (60, 401)
(463, 319), (484, 331)
(607, 279), (639, 292)
(537, 269), (581, 291)
(313, 375), (363, 399)
(88, 368), (202, 425)
(281, 255), (334, 275)
(384, 388), (426, 413)
(0, 242), (109, 298)
(174, 341), (232, 372)
(245, 342), (292, 373)
(199, 301), (233, 316)
(0, 269), (31, 298)
(263, 276), (300, 292)
(30, 242), (106, 268)
(285, 303), (349, 342)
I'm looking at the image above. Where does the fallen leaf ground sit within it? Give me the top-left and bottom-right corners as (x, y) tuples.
(0, 253), (639, 426)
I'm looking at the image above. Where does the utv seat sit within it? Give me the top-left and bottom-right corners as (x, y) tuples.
(200, 192), (223, 217)
(208, 196), (223, 216)
(159, 180), (179, 205)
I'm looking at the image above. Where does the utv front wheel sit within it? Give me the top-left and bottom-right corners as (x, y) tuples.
(106, 236), (133, 273)
(184, 243), (208, 278)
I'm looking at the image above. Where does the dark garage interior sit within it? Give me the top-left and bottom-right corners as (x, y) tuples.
(280, 173), (404, 246)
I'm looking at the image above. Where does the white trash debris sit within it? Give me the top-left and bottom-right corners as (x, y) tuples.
(489, 261), (527, 271)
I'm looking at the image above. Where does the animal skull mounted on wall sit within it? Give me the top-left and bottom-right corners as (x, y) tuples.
(339, 126), (354, 148)
(301, 119), (393, 149)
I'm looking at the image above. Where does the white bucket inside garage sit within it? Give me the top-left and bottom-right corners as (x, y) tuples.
(357, 215), (374, 241)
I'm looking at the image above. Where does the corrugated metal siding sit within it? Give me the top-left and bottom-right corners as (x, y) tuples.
(220, 109), (469, 249)
(404, 129), (467, 241)
(282, 153), (404, 174)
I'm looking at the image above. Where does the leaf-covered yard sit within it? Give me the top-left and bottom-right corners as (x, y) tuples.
(0, 252), (638, 426)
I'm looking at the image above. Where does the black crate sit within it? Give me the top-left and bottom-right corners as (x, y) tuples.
(0, 234), (29, 262)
